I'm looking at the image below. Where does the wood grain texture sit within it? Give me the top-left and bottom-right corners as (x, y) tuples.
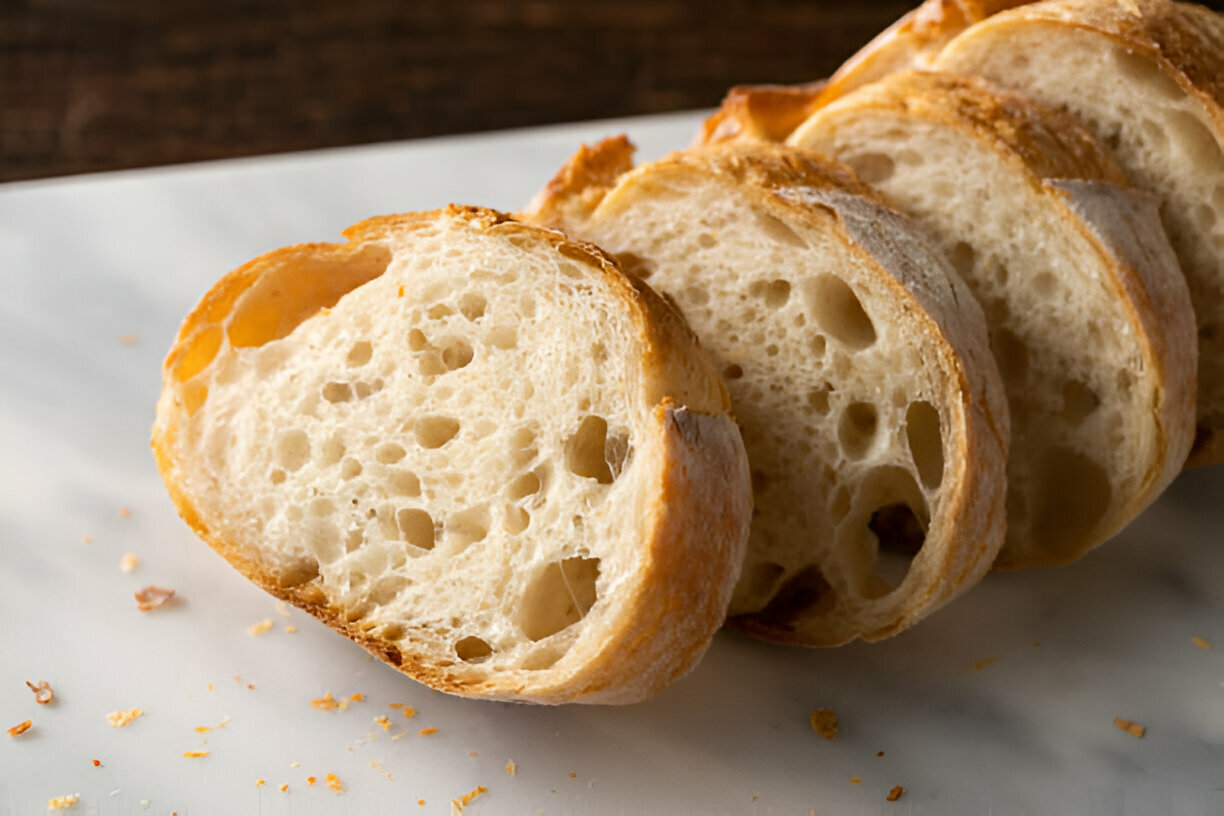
(1, 0), (914, 181)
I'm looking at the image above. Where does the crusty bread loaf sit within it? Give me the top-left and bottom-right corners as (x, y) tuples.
(791, 70), (1197, 568)
(931, 0), (1224, 466)
(525, 139), (1009, 645)
(151, 205), (752, 704)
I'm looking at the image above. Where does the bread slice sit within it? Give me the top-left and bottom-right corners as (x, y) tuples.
(151, 205), (752, 704)
(525, 139), (1009, 646)
(931, 0), (1224, 466)
(790, 70), (1197, 568)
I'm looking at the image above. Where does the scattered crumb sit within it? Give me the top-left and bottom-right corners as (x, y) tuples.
(370, 759), (393, 780)
(139, 800), (150, 809)
(26, 680), (54, 705)
(1033, 640), (1042, 648)
(374, 716), (393, 731)
(46, 794), (80, 810)
(418, 800), (425, 807)
(8, 720), (32, 737)
(419, 727), (437, 736)
(1192, 636), (1212, 650)
(877, 751), (885, 757)
(134, 586), (175, 612)
(850, 777), (862, 784)
(275, 601), (290, 618)
(119, 506), (131, 518)
(391, 732), (407, 741)
(247, 683), (255, 690)
(207, 683), (214, 692)
(887, 785), (905, 802)
(810, 708), (838, 739)
(285, 626), (298, 633)
(1114, 717), (1146, 738)
(350, 693), (365, 703)
(183, 750), (209, 759)
(255, 780), (265, 787)
(313, 692), (341, 711)
(306, 776), (317, 786)
(217, 715), (231, 728)
(279, 784), (289, 793)
(325, 773), (344, 793)
(119, 333), (139, 346)
(972, 656), (998, 672)
(119, 553), (139, 573)
(506, 760), (516, 776)
(469, 751), (479, 758)
(106, 708), (144, 728)
(82, 534), (94, 544)
(195, 726), (210, 733)
(451, 785), (489, 813)
(93, 760), (101, 767)
(289, 761), (300, 769)
(248, 618), (274, 636)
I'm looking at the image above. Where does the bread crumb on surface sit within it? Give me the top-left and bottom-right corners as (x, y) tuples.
(851, 777), (861, 784)
(370, 759), (393, 780)
(1192, 636), (1212, 650)
(419, 727), (437, 736)
(1114, 717), (1146, 738)
(972, 656), (998, 671)
(255, 779), (265, 787)
(285, 626), (298, 633)
(92, 760), (101, 767)
(289, 761), (300, 769)
(275, 600), (290, 617)
(887, 785), (905, 802)
(81, 534), (94, 544)
(139, 799), (149, 808)
(26, 680), (54, 705)
(7, 720), (32, 737)
(375, 716), (393, 731)
(119, 333), (139, 346)
(418, 800), (425, 807)
(183, 750), (209, 758)
(307, 776), (317, 786)
(810, 708), (838, 739)
(505, 760), (516, 776)
(325, 773), (344, 793)
(279, 784), (289, 793)
(46, 794), (79, 810)
(134, 586), (174, 612)
(469, 751), (479, 758)
(119, 506), (131, 518)
(248, 618), (274, 636)
(106, 708), (144, 728)
(119, 553), (139, 573)
(451, 785), (489, 814)
(877, 751), (885, 757)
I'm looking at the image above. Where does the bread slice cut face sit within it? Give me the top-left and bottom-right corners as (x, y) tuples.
(151, 206), (752, 704)
(932, 0), (1224, 466)
(525, 140), (1009, 646)
(792, 71), (1197, 568)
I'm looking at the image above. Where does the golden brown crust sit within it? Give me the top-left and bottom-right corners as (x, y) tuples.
(694, 81), (828, 147)
(794, 70), (1130, 186)
(152, 205), (750, 704)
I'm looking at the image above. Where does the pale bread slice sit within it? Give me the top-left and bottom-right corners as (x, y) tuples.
(525, 139), (1009, 645)
(931, 0), (1224, 465)
(791, 70), (1197, 568)
(151, 205), (752, 704)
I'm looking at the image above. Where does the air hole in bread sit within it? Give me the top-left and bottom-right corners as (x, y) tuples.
(340, 457), (363, 480)
(458, 292), (487, 321)
(750, 469), (770, 496)
(346, 340), (373, 367)
(1030, 446), (1112, 561)
(805, 274), (876, 350)
(426, 303), (453, 320)
(269, 468), (286, 485)
(838, 402), (879, 459)
(441, 338), (474, 371)
(415, 416), (460, 449)
(226, 244), (392, 348)
(830, 485), (851, 523)
(345, 526), (363, 553)
(387, 469), (421, 497)
(765, 344), (780, 357)
(749, 279), (792, 309)
(1061, 379), (1101, 425)
(487, 325), (518, 350)
(1166, 110), (1219, 167)
(317, 437), (346, 467)
(739, 561), (786, 607)
(754, 211), (807, 248)
(372, 442), (405, 465)
(277, 558), (319, 589)
(844, 152), (895, 185)
(182, 381), (209, 415)
(310, 497), (334, 518)
(504, 505), (530, 534)
(1031, 271), (1058, 298)
(949, 241), (975, 279)
(396, 508), (436, 550)
(753, 565), (835, 630)
(369, 575), (408, 605)
(724, 363), (744, 380)
(275, 429), (311, 472)
(905, 401), (944, 490)
(565, 415), (617, 484)
(1113, 49), (1183, 101)
(379, 622), (405, 642)
(408, 328), (429, 351)
(868, 502), (926, 595)
(455, 636), (493, 663)
(615, 251), (656, 280)
(520, 647), (563, 671)
(447, 505), (490, 547)
(175, 325), (223, 382)
(353, 380), (381, 400)
(287, 505), (304, 523)
(807, 385), (831, 416)
(991, 328), (1029, 384)
(683, 285), (711, 306)
(697, 232), (717, 249)
(305, 518), (341, 563)
(519, 557), (601, 642)
(507, 471), (541, 501)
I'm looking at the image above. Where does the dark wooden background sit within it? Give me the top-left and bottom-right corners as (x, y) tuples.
(3, 0), (1221, 182)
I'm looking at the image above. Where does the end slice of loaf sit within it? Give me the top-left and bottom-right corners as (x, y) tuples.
(151, 205), (752, 704)
(791, 70), (1197, 568)
(933, 0), (1224, 466)
(525, 140), (1009, 646)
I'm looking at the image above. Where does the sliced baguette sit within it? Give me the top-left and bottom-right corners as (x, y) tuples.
(791, 70), (1197, 568)
(525, 140), (1009, 645)
(931, 0), (1224, 466)
(151, 205), (752, 704)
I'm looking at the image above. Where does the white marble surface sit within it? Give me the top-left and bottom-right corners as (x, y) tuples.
(1, 111), (1222, 816)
